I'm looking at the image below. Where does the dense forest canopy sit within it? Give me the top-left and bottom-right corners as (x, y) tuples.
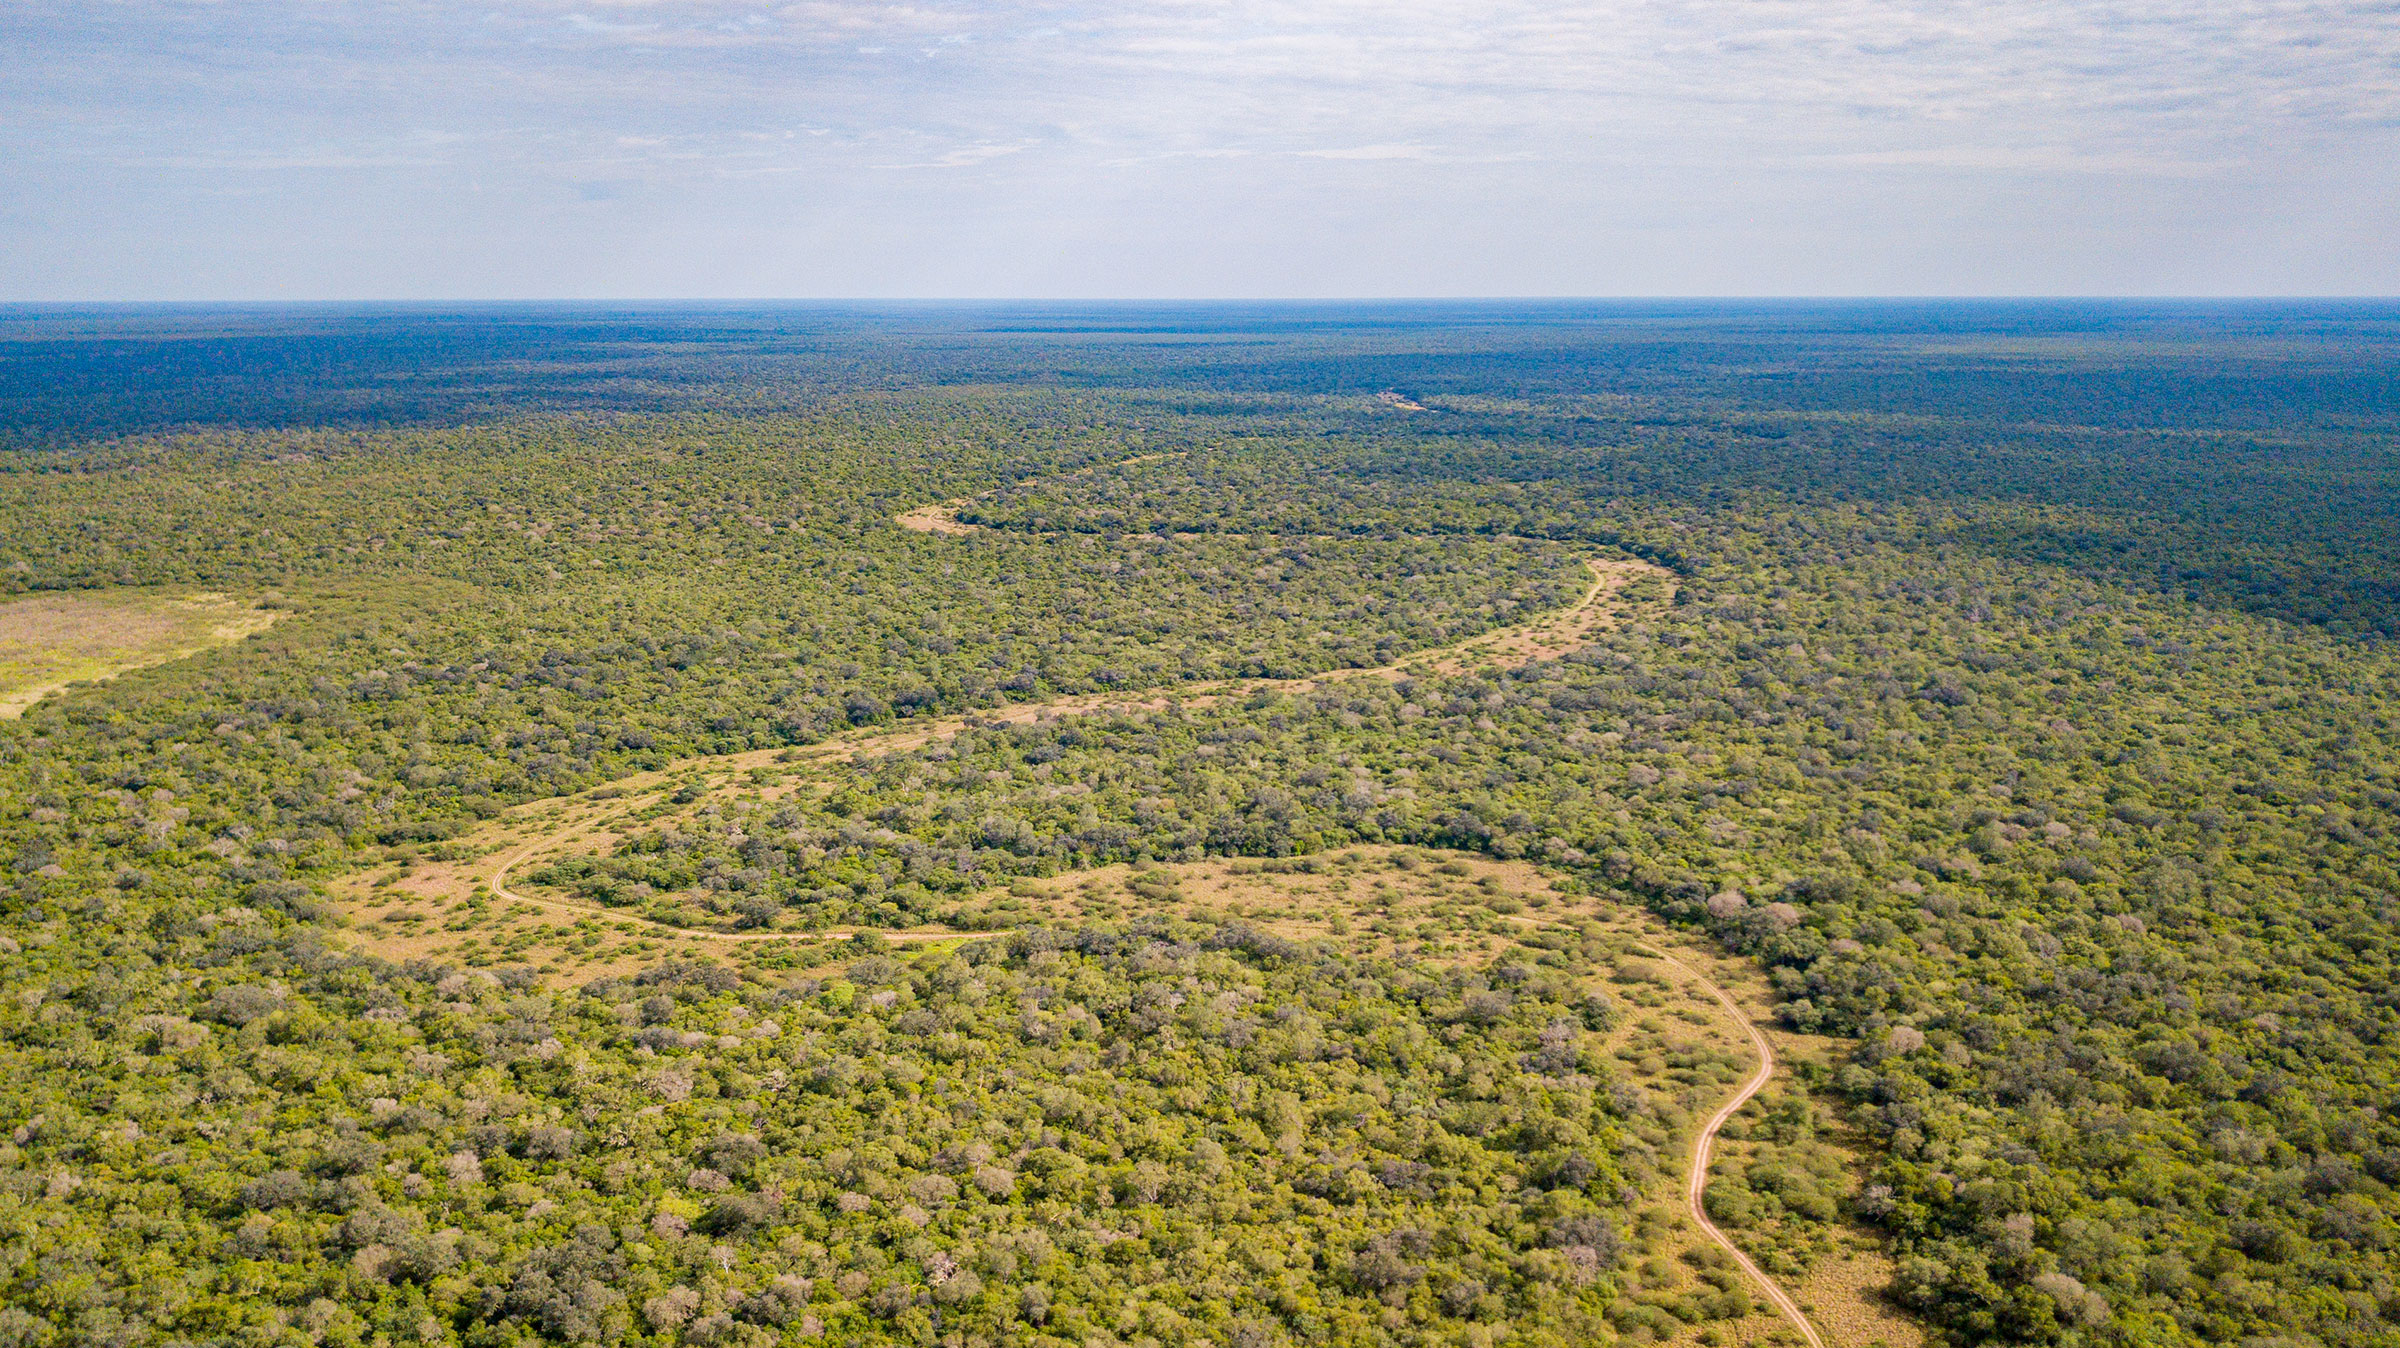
(0, 303), (2396, 1348)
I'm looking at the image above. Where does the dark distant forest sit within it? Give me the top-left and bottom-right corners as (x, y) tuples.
(0, 303), (2396, 1348)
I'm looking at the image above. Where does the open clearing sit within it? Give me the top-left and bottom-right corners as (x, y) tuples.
(894, 498), (979, 534)
(0, 589), (279, 717)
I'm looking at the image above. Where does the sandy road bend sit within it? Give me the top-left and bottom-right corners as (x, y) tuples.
(472, 616), (1822, 1344)
(492, 847), (1831, 1348)
(1638, 944), (1829, 1348)
(465, 464), (1674, 957)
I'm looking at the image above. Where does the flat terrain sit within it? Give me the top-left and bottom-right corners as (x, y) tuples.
(0, 589), (278, 717)
(19, 306), (2390, 1348)
(313, 534), (1903, 1347)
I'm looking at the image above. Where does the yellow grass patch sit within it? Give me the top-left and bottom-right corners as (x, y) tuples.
(895, 500), (978, 534)
(0, 590), (280, 718)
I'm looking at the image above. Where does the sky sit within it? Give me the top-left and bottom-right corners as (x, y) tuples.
(2, 0), (2396, 299)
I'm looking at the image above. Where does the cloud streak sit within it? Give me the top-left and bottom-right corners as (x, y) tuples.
(875, 141), (1032, 170)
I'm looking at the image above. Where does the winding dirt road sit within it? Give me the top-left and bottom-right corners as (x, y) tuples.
(468, 551), (1653, 942)
(400, 464), (1824, 1344)
(1641, 944), (1829, 1348)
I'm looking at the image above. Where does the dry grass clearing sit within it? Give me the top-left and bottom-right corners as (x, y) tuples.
(894, 499), (978, 534)
(0, 590), (280, 718)
(325, 834), (1917, 1348)
(321, 548), (1663, 929)
(1420, 559), (1660, 674)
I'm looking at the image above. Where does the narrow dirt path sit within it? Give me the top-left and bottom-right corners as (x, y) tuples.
(489, 842), (1826, 1348)
(1639, 944), (1828, 1348)
(446, 460), (1668, 958)
(471, 553), (1659, 914)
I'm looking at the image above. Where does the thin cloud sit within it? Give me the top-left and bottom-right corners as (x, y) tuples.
(1810, 145), (2245, 178)
(872, 141), (1031, 170)
(562, 13), (661, 35)
(1100, 148), (1257, 166)
(107, 153), (457, 172)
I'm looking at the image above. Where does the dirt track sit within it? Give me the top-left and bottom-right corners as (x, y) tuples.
(462, 550), (1665, 946)
(341, 461), (1820, 1338)
(350, 478), (1818, 1341)
(1645, 943), (1830, 1348)
(443, 459), (1673, 952)
(309, 452), (1838, 1342)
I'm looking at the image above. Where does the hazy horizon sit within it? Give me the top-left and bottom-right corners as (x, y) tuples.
(4, 295), (2398, 303)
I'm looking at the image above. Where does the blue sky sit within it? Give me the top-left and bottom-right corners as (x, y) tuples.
(3, 0), (2395, 298)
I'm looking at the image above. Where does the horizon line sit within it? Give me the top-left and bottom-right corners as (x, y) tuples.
(5, 295), (2397, 309)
